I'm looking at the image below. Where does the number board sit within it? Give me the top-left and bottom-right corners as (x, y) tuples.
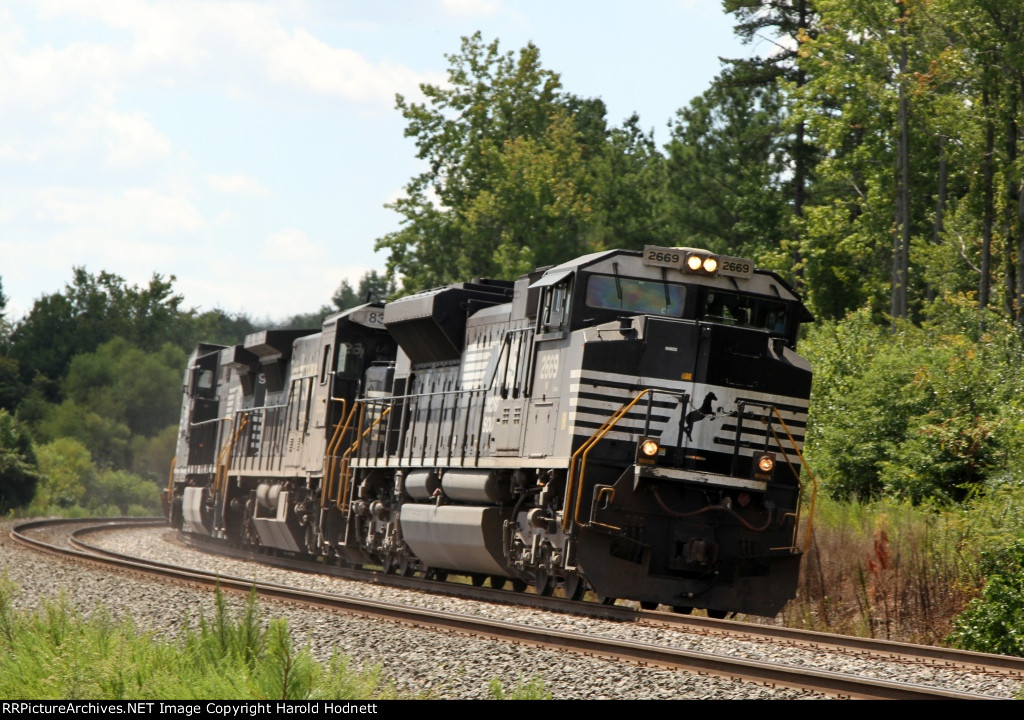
(349, 307), (387, 329)
(716, 256), (755, 279)
(642, 245), (755, 279)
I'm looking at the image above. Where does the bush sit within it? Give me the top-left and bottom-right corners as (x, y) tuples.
(803, 300), (1024, 503)
(947, 542), (1024, 657)
(0, 409), (40, 511)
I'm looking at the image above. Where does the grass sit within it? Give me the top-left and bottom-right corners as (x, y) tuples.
(771, 484), (1024, 647)
(0, 578), (400, 700)
(0, 575), (554, 700)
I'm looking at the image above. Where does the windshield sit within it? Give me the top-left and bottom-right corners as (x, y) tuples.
(585, 274), (685, 317)
(700, 290), (789, 333)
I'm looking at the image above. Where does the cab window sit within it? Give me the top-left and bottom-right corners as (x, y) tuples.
(585, 274), (685, 317)
(701, 290), (789, 334)
(335, 341), (365, 376)
(540, 278), (572, 331)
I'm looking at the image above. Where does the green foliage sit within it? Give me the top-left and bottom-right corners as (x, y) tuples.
(0, 583), (399, 700)
(0, 409), (40, 511)
(333, 271), (397, 311)
(8, 269), (188, 392)
(804, 300), (1024, 502)
(29, 338), (183, 473)
(30, 437), (161, 516)
(664, 66), (792, 265)
(376, 32), (669, 292)
(185, 308), (255, 347)
(947, 541), (1024, 657)
(31, 437), (94, 510)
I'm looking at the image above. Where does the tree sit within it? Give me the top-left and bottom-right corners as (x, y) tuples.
(724, 0), (820, 224)
(332, 271), (397, 311)
(376, 33), (610, 290)
(664, 68), (792, 265)
(8, 269), (188, 391)
(791, 0), (970, 320)
(34, 338), (186, 469)
(0, 409), (40, 511)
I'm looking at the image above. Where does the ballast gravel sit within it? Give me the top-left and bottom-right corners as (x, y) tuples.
(2, 521), (1019, 700)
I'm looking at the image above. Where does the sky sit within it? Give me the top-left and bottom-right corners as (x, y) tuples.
(0, 0), (766, 323)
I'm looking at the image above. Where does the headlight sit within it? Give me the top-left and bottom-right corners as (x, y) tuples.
(641, 439), (660, 457)
(756, 453), (775, 476)
(685, 252), (720, 275)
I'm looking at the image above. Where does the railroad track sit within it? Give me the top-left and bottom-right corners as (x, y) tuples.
(12, 517), (1024, 700)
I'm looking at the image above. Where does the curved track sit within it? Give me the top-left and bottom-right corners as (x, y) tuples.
(12, 517), (1024, 700)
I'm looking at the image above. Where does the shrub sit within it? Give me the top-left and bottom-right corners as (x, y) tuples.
(947, 542), (1024, 657)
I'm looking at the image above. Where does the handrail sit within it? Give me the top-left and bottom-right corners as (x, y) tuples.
(318, 399), (348, 507)
(323, 401), (361, 506)
(769, 406), (818, 553)
(562, 389), (651, 532)
(336, 405), (391, 511)
(213, 414), (248, 496)
(166, 455), (176, 496)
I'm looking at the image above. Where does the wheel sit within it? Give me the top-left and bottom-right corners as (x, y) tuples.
(398, 554), (415, 577)
(599, 595), (617, 606)
(640, 601), (658, 611)
(511, 578), (528, 593)
(707, 609), (728, 619)
(671, 606), (693, 615)
(534, 566), (554, 597)
(563, 570), (586, 601)
(471, 574), (486, 587)
(489, 576), (507, 590)
(425, 568), (448, 582)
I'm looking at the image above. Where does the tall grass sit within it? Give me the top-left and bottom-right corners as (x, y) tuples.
(777, 483), (1024, 645)
(0, 579), (397, 700)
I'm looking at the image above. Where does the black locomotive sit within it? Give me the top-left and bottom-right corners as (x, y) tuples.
(165, 245), (814, 617)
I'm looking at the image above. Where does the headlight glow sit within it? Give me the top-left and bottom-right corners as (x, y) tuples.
(757, 455), (775, 473)
(686, 254), (703, 271)
(702, 256), (719, 273)
(641, 439), (660, 457)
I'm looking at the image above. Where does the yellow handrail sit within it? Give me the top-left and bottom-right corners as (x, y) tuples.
(166, 456), (176, 496)
(213, 414), (248, 496)
(562, 389), (651, 532)
(319, 399), (349, 507)
(325, 401), (362, 506)
(769, 406), (818, 553)
(337, 404), (391, 512)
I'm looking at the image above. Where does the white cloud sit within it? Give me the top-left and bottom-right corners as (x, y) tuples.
(264, 27), (427, 103)
(440, 0), (502, 17)
(16, 185), (204, 238)
(20, 1), (433, 104)
(262, 227), (325, 262)
(207, 173), (270, 196)
(100, 110), (173, 168)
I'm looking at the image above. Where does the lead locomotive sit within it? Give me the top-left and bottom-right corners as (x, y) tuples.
(165, 246), (814, 617)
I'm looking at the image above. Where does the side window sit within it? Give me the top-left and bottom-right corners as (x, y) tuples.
(540, 279), (572, 332)
(197, 369), (214, 390)
(319, 344), (332, 384)
(336, 341), (365, 376)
